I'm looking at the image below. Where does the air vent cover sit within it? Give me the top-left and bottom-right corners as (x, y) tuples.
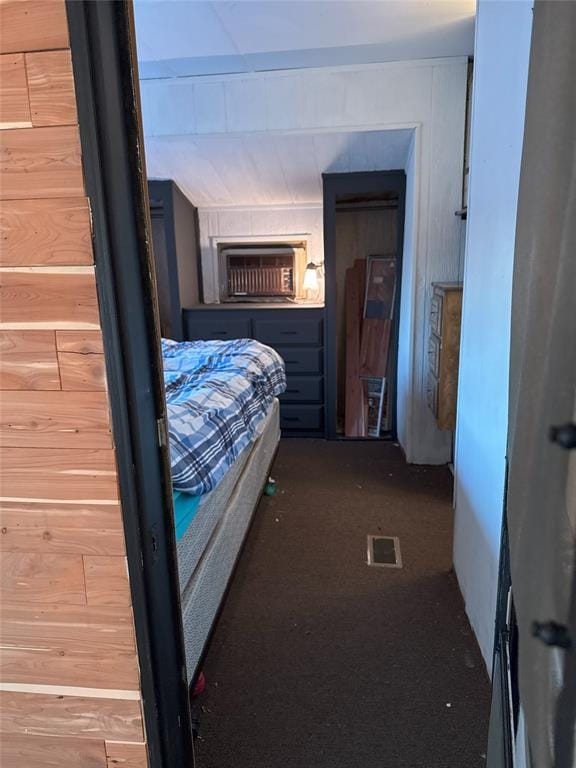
(367, 535), (402, 568)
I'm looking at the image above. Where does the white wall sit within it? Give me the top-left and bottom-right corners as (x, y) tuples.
(141, 59), (468, 464)
(453, 0), (533, 669)
(196, 204), (324, 304)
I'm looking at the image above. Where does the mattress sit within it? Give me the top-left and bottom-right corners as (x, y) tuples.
(178, 398), (280, 682)
(162, 338), (285, 495)
(176, 397), (279, 593)
(173, 491), (201, 542)
(175, 408), (264, 593)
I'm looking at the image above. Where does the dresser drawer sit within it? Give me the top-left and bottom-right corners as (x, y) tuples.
(184, 315), (251, 341)
(430, 294), (443, 336)
(280, 404), (323, 432)
(276, 346), (323, 375)
(279, 376), (323, 403)
(253, 318), (323, 346)
(428, 333), (441, 377)
(426, 369), (439, 417)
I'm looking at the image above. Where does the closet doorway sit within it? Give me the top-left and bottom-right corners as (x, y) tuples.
(323, 171), (406, 440)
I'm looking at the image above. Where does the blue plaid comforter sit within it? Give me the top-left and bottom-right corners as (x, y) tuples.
(162, 338), (286, 495)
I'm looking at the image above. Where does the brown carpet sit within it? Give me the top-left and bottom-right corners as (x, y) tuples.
(194, 440), (491, 768)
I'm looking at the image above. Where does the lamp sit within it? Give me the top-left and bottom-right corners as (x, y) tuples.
(303, 261), (320, 291)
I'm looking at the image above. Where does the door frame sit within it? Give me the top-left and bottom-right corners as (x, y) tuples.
(66, 2), (194, 766)
(322, 171), (406, 440)
(487, 500), (519, 768)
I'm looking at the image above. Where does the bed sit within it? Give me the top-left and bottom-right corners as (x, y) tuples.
(162, 338), (285, 682)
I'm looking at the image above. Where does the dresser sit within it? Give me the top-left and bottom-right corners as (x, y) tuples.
(183, 306), (325, 437)
(426, 283), (463, 430)
(149, 180), (202, 341)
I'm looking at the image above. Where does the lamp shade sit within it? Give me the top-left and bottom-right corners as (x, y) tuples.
(303, 262), (319, 291)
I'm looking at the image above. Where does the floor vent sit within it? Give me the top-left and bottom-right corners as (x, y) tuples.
(367, 535), (402, 568)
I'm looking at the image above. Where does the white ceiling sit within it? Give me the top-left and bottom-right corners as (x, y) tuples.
(145, 129), (413, 207)
(134, 0), (475, 78)
(135, 1), (472, 209)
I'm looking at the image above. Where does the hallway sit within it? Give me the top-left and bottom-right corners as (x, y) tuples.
(194, 440), (490, 768)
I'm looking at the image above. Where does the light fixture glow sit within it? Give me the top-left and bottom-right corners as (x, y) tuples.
(303, 261), (319, 291)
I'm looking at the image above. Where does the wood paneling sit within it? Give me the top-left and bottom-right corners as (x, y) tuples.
(58, 351), (107, 390)
(0, 1), (69, 55)
(0, 603), (137, 647)
(56, 331), (106, 390)
(0, 54), (32, 129)
(0, 331), (60, 390)
(56, 330), (104, 354)
(0, 691), (144, 742)
(0, 390), (112, 449)
(0, 502), (124, 556)
(0, 198), (93, 266)
(0, 4), (146, 761)
(26, 50), (76, 127)
(0, 734), (107, 768)
(0, 268), (99, 328)
(1, 552), (86, 605)
(0, 645), (139, 692)
(105, 741), (148, 768)
(1, 447), (119, 502)
(84, 557), (132, 607)
(359, 318), (391, 379)
(1, 605), (140, 690)
(0, 125), (83, 200)
(0, 644), (140, 693)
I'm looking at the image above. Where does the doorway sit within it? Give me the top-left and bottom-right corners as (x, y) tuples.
(323, 172), (406, 440)
(66, 5), (490, 768)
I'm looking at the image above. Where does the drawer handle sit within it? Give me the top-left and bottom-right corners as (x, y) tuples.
(281, 330), (298, 335)
(285, 361), (299, 365)
(283, 417), (301, 422)
(212, 330), (227, 335)
(285, 389), (300, 394)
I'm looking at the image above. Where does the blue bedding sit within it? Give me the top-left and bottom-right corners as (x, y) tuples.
(162, 338), (285, 496)
(173, 491), (201, 542)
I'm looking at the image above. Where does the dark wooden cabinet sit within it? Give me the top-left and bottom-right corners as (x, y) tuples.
(183, 306), (325, 436)
(279, 376), (323, 403)
(186, 316), (252, 341)
(148, 180), (202, 341)
(253, 318), (323, 346)
(275, 346), (323, 375)
(280, 404), (324, 432)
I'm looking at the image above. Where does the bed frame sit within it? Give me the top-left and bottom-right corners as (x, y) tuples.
(148, 181), (282, 684)
(175, 402), (280, 684)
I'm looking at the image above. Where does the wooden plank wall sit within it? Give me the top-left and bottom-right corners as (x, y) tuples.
(0, 2), (148, 765)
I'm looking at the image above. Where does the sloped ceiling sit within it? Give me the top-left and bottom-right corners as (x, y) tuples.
(134, 0), (475, 78)
(145, 129), (414, 207)
(135, 1), (473, 208)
